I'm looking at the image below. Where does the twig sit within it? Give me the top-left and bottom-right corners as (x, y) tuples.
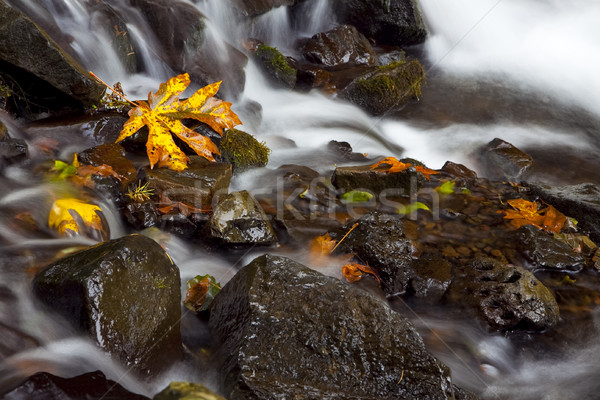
(89, 71), (138, 107)
(331, 222), (359, 254)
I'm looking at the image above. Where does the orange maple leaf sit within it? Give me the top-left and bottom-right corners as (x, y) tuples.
(342, 263), (381, 283)
(500, 199), (567, 233)
(370, 157), (439, 180)
(115, 73), (242, 171)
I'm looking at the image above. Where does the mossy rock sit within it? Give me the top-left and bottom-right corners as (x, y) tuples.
(342, 60), (426, 115)
(153, 381), (225, 400)
(254, 44), (297, 88)
(219, 129), (270, 171)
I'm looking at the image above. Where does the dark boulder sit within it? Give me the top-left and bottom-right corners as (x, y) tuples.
(330, 212), (415, 296)
(342, 60), (426, 115)
(130, 0), (246, 98)
(513, 224), (586, 273)
(447, 256), (559, 331)
(474, 138), (533, 181)
(209, 254), (467, 399)
(32, 234), (182, 375)
(1, 370), (149, 400)
(141, 156), (231, 211)
(301, 25), (377, 68)
(77, 143), (137, 188)
(0, 1), (105, 112)
(229, 0), (294, 17)
(409, 254), (453, 304)
(331, 0), (427, 47)
(208, 190), (277, 244)
(527, 183), (600, 244)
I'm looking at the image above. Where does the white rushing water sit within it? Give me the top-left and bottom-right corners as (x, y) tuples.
(2, 0), (600, 398)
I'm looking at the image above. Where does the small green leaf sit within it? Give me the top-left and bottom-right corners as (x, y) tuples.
(341, 190), (374, 203)
(53, 160), (78, 180)
(561, 275), (576, 285)
(397, 201), (430, 215)
(436, 181), (455, 195)
(184, 274), (222, 313)
(461, 187), (472, 195)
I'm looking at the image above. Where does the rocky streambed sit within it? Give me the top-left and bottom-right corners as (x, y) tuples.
(1, 0), (600, 399)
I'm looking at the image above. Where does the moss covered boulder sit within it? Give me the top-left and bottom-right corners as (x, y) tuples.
(32, 234), (182, 375)
(153, 382), (225, 400)
(342, 60), (426, 115)
(253, 44), (297, 89)
(219, 129), (270, 172)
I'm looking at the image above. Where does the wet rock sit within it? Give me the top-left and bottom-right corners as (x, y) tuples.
(219, 129), (270, 172)
(77, 143), (137, 187)
(153, 382), (225, 400)
(209, 254), (465, 399)
(327, 140), (368, 162)
(527, 183), (600, 244)
(409, 254), (452, 304)
(513, 225), (586, 273)
(208, 190), (277, 244)
(0, 132), (27, 166)
(342, 60), (426, 115)
(295, 65), (332, 91)
(23, 111), (128, 159)
(301, 25), (377, 68)
(331, 212), (415, 296)
(332, 159), (424, 194)
(377, 49), (406, 66)
(1, 370), (150, 400)
(253, 44), (297, 89)
(441, 161), (478, 179)
(141, 156), (231, 211)
(158, 213), (198, 237)
(331, 0), (427, 47)
(229, 0), (294, 17)
(0, 1), (105, 112)
(131, 0), (246, 98)
(89, 2), (138, 72)
(123, 201), (160, 230)
(447, 256), (560, 331)
(32, 234), (182, 375)
(475, 138), (533, 181)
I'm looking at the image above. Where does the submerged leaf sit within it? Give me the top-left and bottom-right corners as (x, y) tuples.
(116, 73), (241, 171)
(340, 190), (374, 203)
(184, 274), (222, 313)
(500, 199), (567, 233)
(48, 198), (103, 236)
(436, 181), (455, 195)
(397, 201), (430, 215)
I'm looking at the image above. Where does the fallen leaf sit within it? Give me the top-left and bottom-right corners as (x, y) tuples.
(371, 157), (439, 180)
(397, 201), (430, 215)
(48, 198), (103, 236)
(500, 199), (567, 233)
(435, 181), (455, 195)
(184, 274), (221, 312)
(342, 262), (381, 283)
(370, 157), (411, 174)
(414, 165), (440, 180)
(116, 73), (242, 171)
(340, 190), (374, 203)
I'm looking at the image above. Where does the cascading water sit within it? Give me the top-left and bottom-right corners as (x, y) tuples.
(1, 0), (600, 398)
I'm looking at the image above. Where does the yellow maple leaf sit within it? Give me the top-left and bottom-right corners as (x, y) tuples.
(115, 73), (242, 171)
(48, 198), (103, 235)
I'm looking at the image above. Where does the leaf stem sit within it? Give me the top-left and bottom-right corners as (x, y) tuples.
(331, 222), (359, 254)
(89, 71), (138, 107)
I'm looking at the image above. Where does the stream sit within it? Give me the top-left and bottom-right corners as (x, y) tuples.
(1, 0), (600, 398)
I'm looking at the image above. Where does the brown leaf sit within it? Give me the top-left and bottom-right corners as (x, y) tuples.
(342, 262), (381, 283)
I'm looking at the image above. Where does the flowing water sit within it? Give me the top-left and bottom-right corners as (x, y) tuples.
(1, 0), (600, 398)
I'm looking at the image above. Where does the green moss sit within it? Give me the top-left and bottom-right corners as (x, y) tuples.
(154, 381), (226, 400)
(255, 44), (297, 88)
(220, 129), (270, 171)
(345, 59), (425, 115)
